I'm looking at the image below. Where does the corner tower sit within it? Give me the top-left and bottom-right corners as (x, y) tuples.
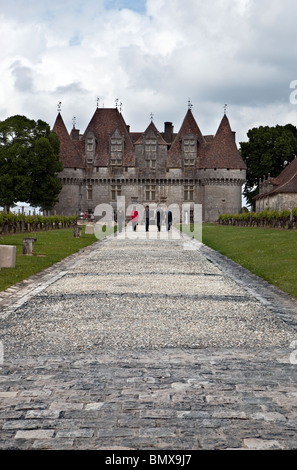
(201, 114), (246, 221)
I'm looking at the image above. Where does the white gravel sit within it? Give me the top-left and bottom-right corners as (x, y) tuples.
(1, 233), (296, 355)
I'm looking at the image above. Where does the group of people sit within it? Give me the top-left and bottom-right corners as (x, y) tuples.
(79, 211), (94, 221)
(79, 206), (173, 233)
(127, 205), (173, 232)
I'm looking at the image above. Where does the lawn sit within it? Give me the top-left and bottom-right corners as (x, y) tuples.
(182, 223), (297, 298)
(0, 227), (99, 292)
(201, 223), (297, 298)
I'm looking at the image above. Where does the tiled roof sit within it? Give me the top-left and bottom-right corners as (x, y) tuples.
(273, 157), (297, 189)
(272, 158), (297, 194)
(255, 157), (297, 199)
(83, 108), (135, 166)
(134, 121), (168, 145)
(53, 113), (84, 168)
(130, 132), (142, 144)
(277, 173), (297, 193)
(201, 115), (246, 169)
(165, 110), (246, 170)
(166, 109), (206, 168)
(52, 108), (246, 171)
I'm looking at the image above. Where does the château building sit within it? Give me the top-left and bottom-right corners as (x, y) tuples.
(254, 157), (297, 212)
(52, 105), (246, 222)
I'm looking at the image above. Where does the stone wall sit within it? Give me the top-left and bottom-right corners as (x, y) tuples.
(256, 193), (297, 212)
(53, 166), (245, 222)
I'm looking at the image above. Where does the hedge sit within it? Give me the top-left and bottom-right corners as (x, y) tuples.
(218, 208), (297, 229)
(0, 212), (78, 234)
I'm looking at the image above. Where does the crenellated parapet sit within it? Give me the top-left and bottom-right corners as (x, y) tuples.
(200, 177), (246, 186)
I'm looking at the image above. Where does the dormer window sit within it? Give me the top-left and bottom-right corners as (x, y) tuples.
(183, 135), (197, 166)
(87, 138), (94, 152)
(85, 132), (96, 166)
(145, 132), (157, 169)
(110, 129), (123, 166)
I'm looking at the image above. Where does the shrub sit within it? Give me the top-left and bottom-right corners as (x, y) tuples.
(0, 212), (78, 234)
(218, 207), (297, 229)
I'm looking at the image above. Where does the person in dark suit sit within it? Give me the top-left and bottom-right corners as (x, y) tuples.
(144, 205), (150, 232)
(167, 210), (172, 231)
(156, 206), (163, 232)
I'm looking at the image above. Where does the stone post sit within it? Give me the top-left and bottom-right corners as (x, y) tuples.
(23, 238), (37, 255)
(73, 226), (82, 238)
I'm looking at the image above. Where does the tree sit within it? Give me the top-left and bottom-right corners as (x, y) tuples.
(240, 124), (297, 207)
(0, 115), (63, 211)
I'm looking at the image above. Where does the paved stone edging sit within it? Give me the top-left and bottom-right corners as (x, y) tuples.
(198, 242), (297, 332)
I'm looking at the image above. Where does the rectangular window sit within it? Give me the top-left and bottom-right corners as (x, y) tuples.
(87, 185), (93, 201)
(111, 184), (122, 201)
(145, 184), (156, 201)
(184, 158), (195, 166)
(145, 138), (157, 154)
(110, 138), (123, 165)
(87, 138), (94, 152)
(145, 138), (157, 169)
(183, 137), (196, 166)
(184, 184), (194, 201)
(145, 157), (156, 168)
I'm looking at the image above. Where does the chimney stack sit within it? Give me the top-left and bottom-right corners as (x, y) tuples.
(164, 122), (174, 143)
(71, 128), (80, 141)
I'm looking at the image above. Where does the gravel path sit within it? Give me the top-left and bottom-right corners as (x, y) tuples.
(1, 229), (296, 356)
(0, 227), (297, 450)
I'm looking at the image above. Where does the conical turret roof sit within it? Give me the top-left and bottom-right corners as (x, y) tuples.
(53, 113), (84, 168)
(202, 114), (246, 169)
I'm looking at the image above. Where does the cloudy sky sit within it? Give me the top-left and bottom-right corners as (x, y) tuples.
(1, 0), (297, 144)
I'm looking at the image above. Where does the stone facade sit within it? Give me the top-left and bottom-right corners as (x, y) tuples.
(52, 107), (246, 222)
(255, 157), (297, 212)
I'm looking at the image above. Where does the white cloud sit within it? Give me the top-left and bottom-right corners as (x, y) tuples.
(0, 0), (297, 143)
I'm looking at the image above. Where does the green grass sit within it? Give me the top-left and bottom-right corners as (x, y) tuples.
(183, 223), (297, 298)
(0, 227), (99, 292)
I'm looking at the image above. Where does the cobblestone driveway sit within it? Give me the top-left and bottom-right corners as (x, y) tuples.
(0, 227), (297, 450)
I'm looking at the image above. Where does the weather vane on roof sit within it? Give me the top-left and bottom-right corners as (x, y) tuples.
(97, 97), (105, 108)
(115, 98), (123, 112)
(150, 112), (154, 122)
(188, 99), (193, 110)
(72, 116), (76, 129)
(224, 104), (228, 115)
(57, 101), (62, 112)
